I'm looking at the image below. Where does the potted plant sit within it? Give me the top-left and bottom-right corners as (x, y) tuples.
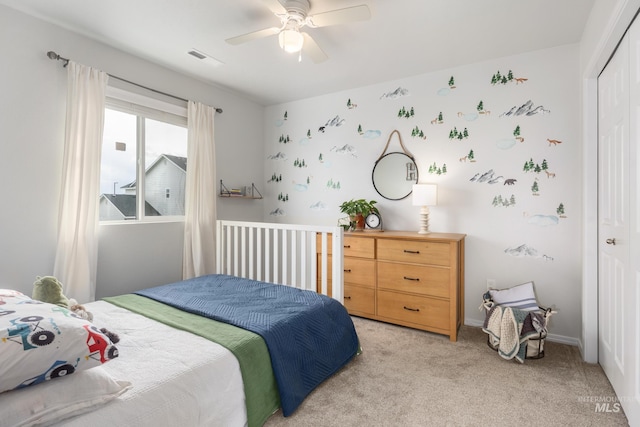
(339, 199), (379, 231)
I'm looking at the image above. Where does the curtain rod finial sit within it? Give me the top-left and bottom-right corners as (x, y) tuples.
(47, 50), (69, 67)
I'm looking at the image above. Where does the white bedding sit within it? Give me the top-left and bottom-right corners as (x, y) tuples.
(52, 300), (248, 427)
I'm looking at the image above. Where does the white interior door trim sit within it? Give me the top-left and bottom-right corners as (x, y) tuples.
(581, 0), (640, 364)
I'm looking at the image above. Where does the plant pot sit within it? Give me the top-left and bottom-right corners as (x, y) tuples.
(352, 214), (365, 231)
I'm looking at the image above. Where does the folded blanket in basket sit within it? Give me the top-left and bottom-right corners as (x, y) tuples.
(482, 305), (546, 363)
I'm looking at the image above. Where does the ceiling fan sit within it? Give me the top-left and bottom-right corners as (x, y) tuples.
(225, 0), (371, 63)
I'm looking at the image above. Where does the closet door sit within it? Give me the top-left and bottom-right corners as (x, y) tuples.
(627, 17), (640, 425)
(598, 18), (639, 425)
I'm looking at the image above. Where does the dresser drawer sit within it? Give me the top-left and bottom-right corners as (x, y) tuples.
(377, 290), (449, 331)
(343, 235), (375, 258)
(343, 284), (375, 316)
(315, 255), (375, 287)
(377, 239), (450, 266)
(344, 257), (375, 287)
(377, 261), (449, 298)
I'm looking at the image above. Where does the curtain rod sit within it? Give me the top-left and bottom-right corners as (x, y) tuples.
(46, 51), (223, 114)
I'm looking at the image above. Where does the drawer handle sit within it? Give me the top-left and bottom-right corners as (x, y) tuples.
(403, 276), (419, 281)
(344, 295), (351, 300)
(344, 245), (351, 248)
(344, 269), (352, 273)
(403, 249), (420, 254)
(403, 306), (420, 312)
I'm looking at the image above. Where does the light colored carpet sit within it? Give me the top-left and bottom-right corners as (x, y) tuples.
(264, 316), (629, 427)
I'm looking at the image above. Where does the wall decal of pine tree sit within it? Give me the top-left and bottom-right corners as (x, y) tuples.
(449, 127), (469, 140)
(411, 125), (426, 139)
(326, 179), (341, 189)
(491, 69), (528, 85)
(279, 134), (290, 144)
(557, 203), (566, 218)
(428, 162), (447, 175)
(531, 180), (540, 196)
(459, 150), (476, 163)
(448, 76), (456, 89)
(293, 158), (307, 168)
(523, 158), (550, 173)
(492, 194), (516, 207)
(431, 112), (444, 124)
(397, 106), (415, 118)
(268, 173), (283, 183)
(513, 125), (524, 142)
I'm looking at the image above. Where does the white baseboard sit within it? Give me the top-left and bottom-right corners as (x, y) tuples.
(464, 318), (580, 347)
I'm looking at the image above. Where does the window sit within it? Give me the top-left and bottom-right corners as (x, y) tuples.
(99, 88), (188, 222)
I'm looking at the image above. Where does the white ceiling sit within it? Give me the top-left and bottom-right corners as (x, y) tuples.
(0, 0), (595, 105)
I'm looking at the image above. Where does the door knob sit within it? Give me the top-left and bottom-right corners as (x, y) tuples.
(606, 238), (616, 245)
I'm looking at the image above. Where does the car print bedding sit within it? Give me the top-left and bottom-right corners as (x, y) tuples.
(1, 299), (250, 427)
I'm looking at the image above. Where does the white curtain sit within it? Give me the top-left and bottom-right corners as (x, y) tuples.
(53, 62), (108, 303)
(183, 101), (217, 279)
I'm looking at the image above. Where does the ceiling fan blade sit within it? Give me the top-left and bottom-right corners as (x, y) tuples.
(307, 5), (371, 28)
(225, 27), (281, 45)
(302, 32), (328, 63)
(263, 0), (287, 15)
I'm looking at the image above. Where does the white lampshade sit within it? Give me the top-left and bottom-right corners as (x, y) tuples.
(278, 29), (304, 53)
(412, 184), (438, 206)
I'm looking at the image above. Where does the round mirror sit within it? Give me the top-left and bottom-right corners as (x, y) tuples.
(372, 152), (418, 200)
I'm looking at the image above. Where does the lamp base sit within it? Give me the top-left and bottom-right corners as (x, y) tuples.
(418, 206), (431, 234)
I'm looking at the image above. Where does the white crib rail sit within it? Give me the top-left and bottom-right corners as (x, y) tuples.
(216, 220), (344, 303)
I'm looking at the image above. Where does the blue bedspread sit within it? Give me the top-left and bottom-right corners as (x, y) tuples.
(135, 274), (359, 416)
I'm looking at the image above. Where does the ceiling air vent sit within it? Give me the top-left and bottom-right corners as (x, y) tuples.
(187, 49), (224, 67)
(187, 50), (207, 60)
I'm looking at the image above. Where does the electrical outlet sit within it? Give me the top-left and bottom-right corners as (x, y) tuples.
(486, 279), (496, 290)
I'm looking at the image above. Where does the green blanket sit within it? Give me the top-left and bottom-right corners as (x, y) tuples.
(103, 294), (280, 427)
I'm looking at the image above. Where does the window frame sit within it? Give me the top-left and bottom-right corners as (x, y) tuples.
(101, 86), (188, 224)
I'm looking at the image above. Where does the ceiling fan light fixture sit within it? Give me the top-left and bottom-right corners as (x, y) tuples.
(278, 29), (304, 53)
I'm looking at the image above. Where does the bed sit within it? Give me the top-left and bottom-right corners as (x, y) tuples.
(0, 221), (357, 427)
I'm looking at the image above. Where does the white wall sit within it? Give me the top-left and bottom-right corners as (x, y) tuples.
(264, 44), (582, 342)
(0, 5), (265, 298)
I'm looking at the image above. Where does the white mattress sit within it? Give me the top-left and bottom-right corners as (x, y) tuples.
(54, 300), (248, 427)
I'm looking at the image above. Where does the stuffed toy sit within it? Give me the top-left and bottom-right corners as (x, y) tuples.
(69, 299), (94, 322)
(32, 276), (70, 308)
(31, 275), (120, 343)
(32, 276), (93, 321)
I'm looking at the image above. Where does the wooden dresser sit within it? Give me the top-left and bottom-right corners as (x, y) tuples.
(318, 231), (465, 341)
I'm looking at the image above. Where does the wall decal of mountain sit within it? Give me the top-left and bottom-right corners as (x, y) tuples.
(504, 244), (554, 261)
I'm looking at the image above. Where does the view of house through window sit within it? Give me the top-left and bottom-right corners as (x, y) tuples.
(99, 106), (188, 221)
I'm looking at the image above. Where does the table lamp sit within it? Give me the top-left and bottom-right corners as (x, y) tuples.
(412, 184), (437, 234)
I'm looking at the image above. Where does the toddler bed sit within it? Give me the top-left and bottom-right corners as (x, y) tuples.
(0, 221), (355, 427)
